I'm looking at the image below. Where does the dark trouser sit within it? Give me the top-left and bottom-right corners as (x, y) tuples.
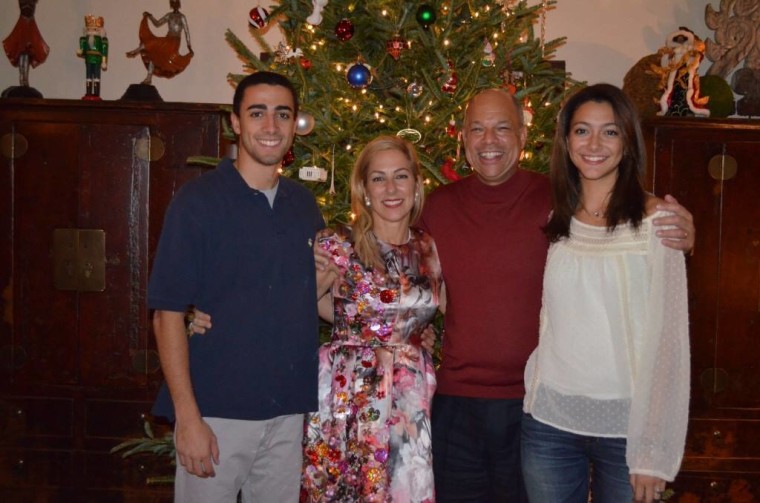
(432, 394), (527, 502)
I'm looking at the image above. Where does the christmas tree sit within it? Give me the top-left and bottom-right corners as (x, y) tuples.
(227, 0), (577, 225)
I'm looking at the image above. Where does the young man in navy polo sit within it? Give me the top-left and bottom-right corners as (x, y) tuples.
(148, 71), (324, 502)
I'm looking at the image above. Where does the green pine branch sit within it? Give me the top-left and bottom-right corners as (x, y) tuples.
(219, 0), (581, 224)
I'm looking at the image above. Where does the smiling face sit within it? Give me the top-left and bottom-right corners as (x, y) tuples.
(230, 83), (296, 170)
(462, 89), (527, 186)
(567, 100), (623, 186)
(364, 148), (419, 233)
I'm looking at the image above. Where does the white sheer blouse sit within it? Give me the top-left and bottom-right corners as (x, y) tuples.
(524, 211), (690, 481)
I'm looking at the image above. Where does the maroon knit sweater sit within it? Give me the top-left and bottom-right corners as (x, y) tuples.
(418, 169), (551, 399)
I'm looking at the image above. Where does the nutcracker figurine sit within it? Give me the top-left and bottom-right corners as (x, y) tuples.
(77, 15), (108, 100)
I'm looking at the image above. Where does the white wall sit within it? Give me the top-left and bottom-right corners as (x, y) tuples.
(0, 0), (715, 104)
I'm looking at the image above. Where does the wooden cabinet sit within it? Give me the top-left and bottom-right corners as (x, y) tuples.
(0, 99), (224, 501)
(643, 117), (760, 502)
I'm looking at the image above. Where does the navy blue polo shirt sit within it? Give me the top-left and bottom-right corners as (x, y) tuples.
(148, 158), (324, 421)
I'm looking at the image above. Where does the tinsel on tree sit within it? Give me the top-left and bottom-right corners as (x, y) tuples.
(228, 0), (577, 225)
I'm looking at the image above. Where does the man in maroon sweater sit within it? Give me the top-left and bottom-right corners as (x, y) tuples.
(418, 89), (695, 502)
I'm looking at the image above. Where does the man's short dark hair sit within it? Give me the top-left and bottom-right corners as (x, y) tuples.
(232, 71), (299, 117)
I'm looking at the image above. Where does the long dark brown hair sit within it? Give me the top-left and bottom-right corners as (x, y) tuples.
(545, 83), (647, 242)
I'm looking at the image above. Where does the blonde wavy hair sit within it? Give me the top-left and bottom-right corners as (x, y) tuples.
(350, 135), (424, 270)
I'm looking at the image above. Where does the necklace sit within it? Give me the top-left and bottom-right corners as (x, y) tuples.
(579, 192), (611, 219)
(581, 204), (604, 218)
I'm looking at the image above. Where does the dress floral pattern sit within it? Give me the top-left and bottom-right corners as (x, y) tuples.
(302, 227), (442, 502)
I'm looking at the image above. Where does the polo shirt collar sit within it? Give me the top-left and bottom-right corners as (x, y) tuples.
(217, 157), (293, 200)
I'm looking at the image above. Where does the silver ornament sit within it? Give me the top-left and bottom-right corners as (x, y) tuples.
(407, 81), (423, 98)
(295, 112), (316, 135)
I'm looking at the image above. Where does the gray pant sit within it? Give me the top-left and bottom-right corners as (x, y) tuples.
(174, 414), (304, 502)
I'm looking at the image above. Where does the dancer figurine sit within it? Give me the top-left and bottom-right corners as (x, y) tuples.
(2, 0), (49, 98)
(126, 0), (193, 85)
(77, 14), (108, 101)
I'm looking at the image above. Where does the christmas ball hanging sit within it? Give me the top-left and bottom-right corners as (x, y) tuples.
(300, 57), (312, 70)
(386, 34), (407, 61)
(416, 5), (436, 29)
(295, 112), (316, 136)
(248, 6), (269, 29)
(406, 81), (423, 98)
(346, 62), (372, 89)
(335, 18), (355, 42)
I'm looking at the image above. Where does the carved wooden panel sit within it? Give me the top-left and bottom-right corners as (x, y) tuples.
(0, 99), (223, 500)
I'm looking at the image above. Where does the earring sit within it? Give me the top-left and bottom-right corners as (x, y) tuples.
(365, 196), (371, 207)
(414, 191), (419, 199)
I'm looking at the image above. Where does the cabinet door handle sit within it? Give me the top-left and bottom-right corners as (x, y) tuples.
(708, 154), (737, 180)
(1, 133), (28, 159)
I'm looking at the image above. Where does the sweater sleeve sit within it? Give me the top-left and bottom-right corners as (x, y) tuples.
(626, 216), (691, 481)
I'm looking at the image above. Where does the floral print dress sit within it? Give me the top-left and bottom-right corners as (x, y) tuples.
(302, 227), (442, 502)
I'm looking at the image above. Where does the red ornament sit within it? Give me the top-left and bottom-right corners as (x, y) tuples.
(335, 18), (354, 42)
(379, 289), (396, 303)
(441, 60), (458, 95)
(300, 57), (312, 70)
(386, 34), (406, 61)
(441, 157), (462, 182)
(282, 148), (295, 167)
(445, 119), (457, 138)
(248, 6), (269, 29)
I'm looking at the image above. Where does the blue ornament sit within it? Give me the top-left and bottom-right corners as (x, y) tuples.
(346, 62), (372, 89)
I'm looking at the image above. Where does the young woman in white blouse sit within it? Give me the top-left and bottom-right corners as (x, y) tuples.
(522, 83), (690, 503)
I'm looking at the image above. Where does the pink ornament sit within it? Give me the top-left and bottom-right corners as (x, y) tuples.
(249, 6), (269, 29)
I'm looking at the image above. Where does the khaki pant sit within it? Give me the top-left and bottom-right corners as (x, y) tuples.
(174, 414), (304, 502)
